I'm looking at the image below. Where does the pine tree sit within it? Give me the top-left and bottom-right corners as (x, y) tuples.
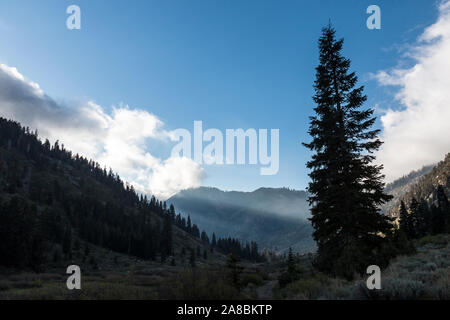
(398, 200), (419, 240)
(226, 252), (242, 287)
(417, 200), (431, 237)
(399, 201), (410, 236)
(62, 228), (72, 260)
(287, 247), (296, 278)
(187, 215), (192, 233)
(436, 185), (450, 232)
(303, 25), (393, 279)
(161, 213), (173, 256)
(409, 198), (420, 239)
(430, 204), (443, 234)
(189, 248), (196, 268)
(211, 233), (217, 247)
(169, 204), (176, 222)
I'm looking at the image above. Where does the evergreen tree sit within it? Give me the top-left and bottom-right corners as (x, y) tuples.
(62, 228), (72, 260)
(160, 251), (167, 263)
(398, 200), (420, 240)
(211, 233), (217, 247)
(287, 247), (296, 279)
(303, 25), (393, 279)
(430, 204), (444, 235)
(436, 185), (450, 232)
(226, 252), (242, 287)
(399, 201), (410, 237)
(161, 213), (173, 256)
(417, 200), (431, 237)
(409, 198), (420, 239)
(187, 215), (192, 233)
(189, 248), (196, 267)
(169, 204), (176, 222)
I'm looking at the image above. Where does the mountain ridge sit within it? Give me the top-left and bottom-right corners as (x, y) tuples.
(169, 186), (314, 254)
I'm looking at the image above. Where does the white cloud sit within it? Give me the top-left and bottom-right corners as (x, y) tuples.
(0, 63), (204, 199)
(375, 0), (450, 181)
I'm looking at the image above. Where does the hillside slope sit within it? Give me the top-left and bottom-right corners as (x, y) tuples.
(0, 117), (235, 272)
(385, 153), (450, 217)
(381, 165), (434, 213)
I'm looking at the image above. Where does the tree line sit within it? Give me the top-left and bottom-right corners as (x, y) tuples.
(398, 185), (450, 240)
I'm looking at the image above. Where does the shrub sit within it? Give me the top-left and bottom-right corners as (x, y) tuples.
(382, 278), (425, 300)
(279, 278), (325, 300)
(415, 234), (449, 247)
(0, 280), (10, 291)
(240, 273), (264, 287)
(429, 280), (450, 300)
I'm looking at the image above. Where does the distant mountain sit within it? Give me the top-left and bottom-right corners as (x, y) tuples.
(168, 187), (315, 254)
(385, 153), (450, 217)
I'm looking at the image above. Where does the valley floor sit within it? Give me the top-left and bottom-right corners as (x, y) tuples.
(1, 234), (449, 300)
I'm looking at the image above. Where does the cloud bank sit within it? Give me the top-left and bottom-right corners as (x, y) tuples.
(375, 0), (450, 181)
(0, 63), (204, 199)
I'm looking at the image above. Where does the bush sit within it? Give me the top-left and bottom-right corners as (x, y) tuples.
(0, 280), (10, 291)
(281, 278), (324, 300)
(240, 273), (264, 287)
(429, 281), (450, 300)
(382, 278), (425, 300)
(415, 234), (449, 247)
(278, 271), (296, 288)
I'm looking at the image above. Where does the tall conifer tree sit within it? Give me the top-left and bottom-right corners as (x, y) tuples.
(303, 25), (393, 279)
(399, 200), (410, 237)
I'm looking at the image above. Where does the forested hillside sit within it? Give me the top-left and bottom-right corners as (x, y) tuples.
(381, 165), (434, 213)
(0, 117), (263, 272)
(386, 154), (450, 218)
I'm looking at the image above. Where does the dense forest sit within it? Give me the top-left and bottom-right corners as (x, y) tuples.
(0, 117), (264, 272)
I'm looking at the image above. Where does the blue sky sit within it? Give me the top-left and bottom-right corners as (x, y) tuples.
(0, 0), (445, 196)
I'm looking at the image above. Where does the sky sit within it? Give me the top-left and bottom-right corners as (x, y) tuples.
(0, 0), (449, 199)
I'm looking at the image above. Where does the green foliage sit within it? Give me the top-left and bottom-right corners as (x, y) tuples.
(240, 273), (264, 287)
(226, 252), (243, 287)
(0, 196), (48, 270)
(276, 273), (331, 300)
(383, 279), (426, 300)
(278, 248), (305, 287)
